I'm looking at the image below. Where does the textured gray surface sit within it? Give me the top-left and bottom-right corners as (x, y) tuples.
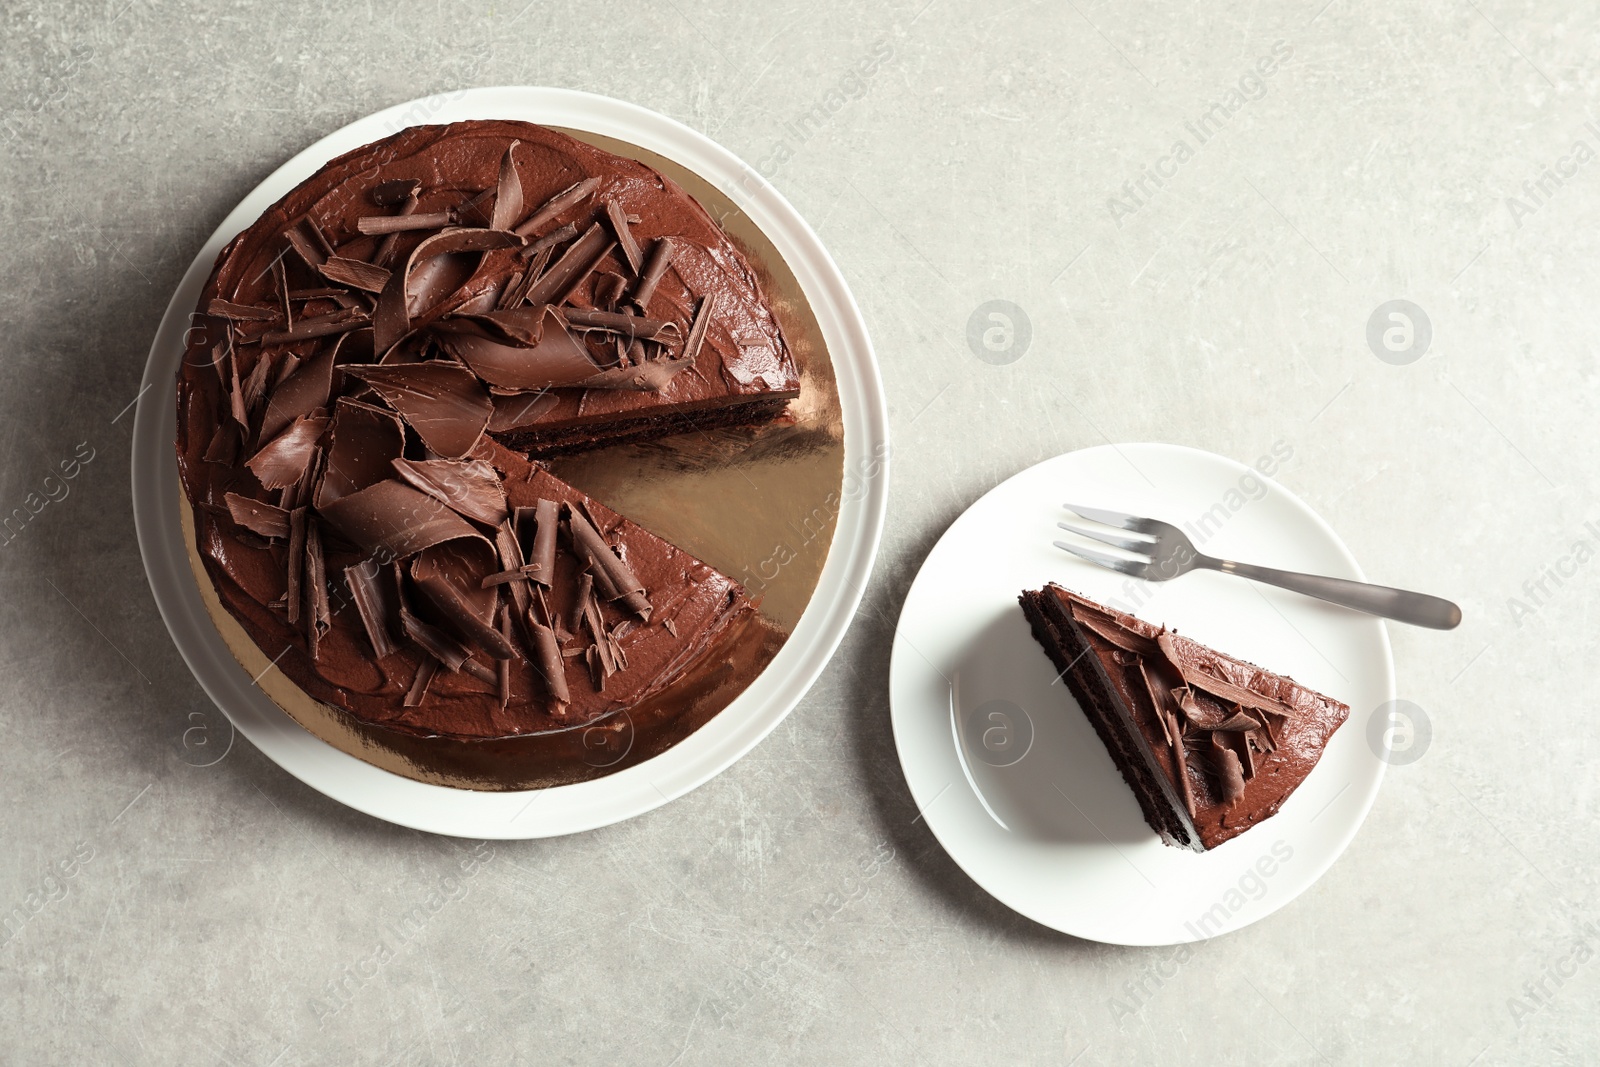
(2, 1), (1597, 1063)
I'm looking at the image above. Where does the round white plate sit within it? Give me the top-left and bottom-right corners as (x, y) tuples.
(132, 87), (888, 838)
(890, 444), (1393, 944)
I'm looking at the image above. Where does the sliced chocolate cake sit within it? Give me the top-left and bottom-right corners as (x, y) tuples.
(1019, 584), (1349, 851)
(175, 120), (802, 751)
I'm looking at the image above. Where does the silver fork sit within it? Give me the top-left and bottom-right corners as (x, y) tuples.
(1054, 503), (1462, 630)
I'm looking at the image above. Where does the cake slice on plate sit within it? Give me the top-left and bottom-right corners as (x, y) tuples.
(1018, 583), (1349, 851)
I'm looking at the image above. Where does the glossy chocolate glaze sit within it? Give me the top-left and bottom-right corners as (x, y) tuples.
(1021, 584), (1349, 850)
(176, 121), (797, 742)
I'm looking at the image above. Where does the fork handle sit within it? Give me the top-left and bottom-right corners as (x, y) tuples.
(1206, 558), (1462, 630)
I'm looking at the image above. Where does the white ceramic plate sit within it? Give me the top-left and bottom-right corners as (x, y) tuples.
(889, 444), (1393, 945)
(132, 87), (888, 838)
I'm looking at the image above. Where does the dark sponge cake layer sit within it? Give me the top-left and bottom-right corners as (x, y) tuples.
(1021, 583), (1349, 851)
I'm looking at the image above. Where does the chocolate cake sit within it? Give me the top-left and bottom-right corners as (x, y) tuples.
(175, 120), (803, 748)
(1019, 584), (1349, 850)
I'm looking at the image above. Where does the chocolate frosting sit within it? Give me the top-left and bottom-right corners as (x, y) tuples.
(176, 120), (797, 743)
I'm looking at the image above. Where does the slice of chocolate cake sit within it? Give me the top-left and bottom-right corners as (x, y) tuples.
(1019, 583), (1349, 851)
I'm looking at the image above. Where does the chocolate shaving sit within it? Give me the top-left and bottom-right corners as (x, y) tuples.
(403, 656), (438, 707)
(315, 478), (486, 561)
(522, 223), (614, 307)
(1069, 602), (1163, 656)
(245, 414), (327, 490)
(1206, 711), (1264, 733)
(400, 602), (473, 673)
(371, 228), (524, 353)
(411, 544), (513, 660)
(605, 199), (642, 274)
(303, 518), (330, 659)
(432, 305), (600, 390)
(357, 211), (453, 235)
(285, 220), (327, 270)
(224, 493), (290, 539)
(1170, 728), (1197, 818)
(527, 498), (559, 587)
(346, 362), (492, 459)
(662, 617), (677, 637)
(391, 457), (507, 527)
(373, 185), (420, 267)
(225, 344), (248, 430)
(567, 508), (650, 619)
(527, 610), (569, 709)
(239, 353), (274, 425)
(1209, 738), (1247, 806)
(208, 299), (277, 322)
(260, 343), (338, 443)
(681, 293), (715, 364)
(490, 142), (524, 231)
(630, 237), (676, 310)
(524, 222), (578, 258)
(345, 561), (400, 659)
(319, 256), (392, 293)
(568, 353), (695, 393)
(261, 309), (369, 345)
(493, 518), (533, 638)
(285, 507), (307, 624)
(513, 177), (599, 238)
(561, 308), (674, 340)
(568, 571), (593, 637)
(204, 421), (240, 465)
(315, 398), (405, 508)
(1157, 632), (1305, 719)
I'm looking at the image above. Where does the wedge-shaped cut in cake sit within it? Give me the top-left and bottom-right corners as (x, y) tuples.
(1019, 583), (1349, 851)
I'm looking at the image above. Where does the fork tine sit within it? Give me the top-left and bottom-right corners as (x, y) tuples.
(1062, 503), (1160, 535)
(1056, 520), (1153, 554)
(1052, 540), (1150, 578)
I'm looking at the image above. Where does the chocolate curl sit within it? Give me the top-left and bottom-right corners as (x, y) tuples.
(497, 604), (513, 709)
(259, 341), (337, 442)
(246, 414), (328, 491)
(412, 552), (515, 661)
(345, 561), (400, 659)
(208, 299), (277, 322)
(513, 177), (599, 238)
(566, 508), (650, 619)
(303, 518), (330, 660)
(391, 457), (508, 527)
(494, 518), (534, 641)
(561, 308), (675, 341)
(261, 311), (370, 346)
(1170, 728), (1197, 819)
(319, 256), (391, 293)
(404, 656), (438, 707)
(567, 571), (593, 638)
(316, 398), (406, 508)
(605, 199), (643, 274)
(371, 228), (523, 354)
(357, 211), (454, 235)
(526, 607), (569, 710)
(528, 498), (559, 587)
(524, 222), (578, 258)
(490, 141), (524, 231)
(286, 507), (307, 624)
(345, 362), (492, 460)
(372, 182), (420, 267)
(521, 222), (614, 307)
(314, 479), (485, 561)
(224, 493), (290, 540)
(629, 237), (676, 311)
(400, 602), (473, 673)
(1210, 738), (1246, 806)
(284, 218), (327, 270)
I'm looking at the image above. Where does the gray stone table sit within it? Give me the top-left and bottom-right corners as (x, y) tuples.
(2, 1), (1596, 1063)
